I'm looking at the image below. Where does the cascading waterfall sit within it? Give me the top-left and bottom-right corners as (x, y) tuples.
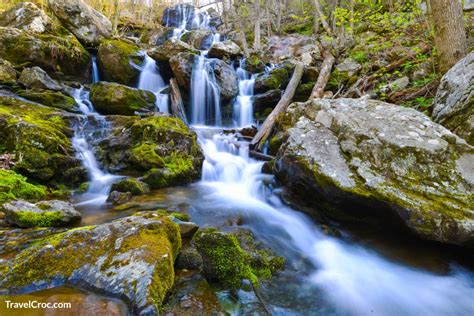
(91, 55), (100, 84)
(196, 129), (474, 315)
(138, 54), (169, 113)
(71, 59), (120, 206)
(233, 59), (256, 127)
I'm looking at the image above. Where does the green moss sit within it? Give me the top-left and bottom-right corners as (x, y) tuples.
(9, 210), (63, 228)
(152, 209), (190, 221)
(130, 116), (192, 140)
(142, 155), (196, 189)
(111, 178), (149, 195)
(0, 169), (46, 204)
(193, 228), (258, 290)
(263, 68), (289, 90)
(16, 90), (76, 111)
(131, 143), (165, 169)
(97, 39), (141, 85)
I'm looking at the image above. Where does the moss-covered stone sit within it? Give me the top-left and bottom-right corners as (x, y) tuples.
(0, 27), (91, 81)
(110, 177), (149, 195)
(0, 96), (85, 185)
(97, 116), (203, 189)
(0, 169), (46, 204)
(0, 212), (181, 314)
(16, 89), (76, 111)
(254, 67), (289, 93)
(97, 39), (143, 86)
(90, 82), (156, 116)
(0, 58), (16, 85)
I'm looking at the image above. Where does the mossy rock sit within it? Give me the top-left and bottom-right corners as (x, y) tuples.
(148, 38), (199, 63)
(97, 39), (143, 86)
(254, 67), (289, 93)
(0, 27), (90, 81)
(16, 89), (76, 111)
(294, 82), (314, 102)
(90, 82), (156, 116)
(0, 212), (181, 314)
(0, 96), (85, 185)
(97, 116), (203, 189)
(0, 169), (46, 204)
(0, 58), (16, 85)
(110, 177), (150, 195)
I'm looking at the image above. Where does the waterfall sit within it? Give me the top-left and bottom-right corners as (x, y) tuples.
(138, 54), (169, 113)
(71, 59), (120, 206)
(91, 55), (100, 83)
(233, 59), (256, 127)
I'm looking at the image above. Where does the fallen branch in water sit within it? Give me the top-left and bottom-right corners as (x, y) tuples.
(251, 62), (304, 152)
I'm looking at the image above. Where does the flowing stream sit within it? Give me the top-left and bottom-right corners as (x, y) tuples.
(138, 54), (169, 112)
(233, 59), (256, 127)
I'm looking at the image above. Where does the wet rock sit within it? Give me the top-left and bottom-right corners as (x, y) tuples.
(0, 58), (16, 85)
(148, 38), (199, 63)
(97, 39), (143, 86)
(208, 40), (242, 60)
(0, 27), (91, 81)
(110, 178), (150, 195)
(141, 26), (174, 46)
(2, 200), (81, 228)
(0, 212), (181, 315)
(254, 67), (290, 93)
(275, 98), (474, 246)
(18, 67), (63, 91)
(213, 59), (239, 102)
(169, 52), (196, 89)
(90, 82), (156, 116)
(432, 51), (474, 145)
(181, 29), (213, 50)
(47, 0), (112, 46)
(175, 247), (203, 270)
(161, 3), (195, 29)
(16, 89), (76, 111)
(106, 191), (132, 205)
(0, 2), (53, 33)
(172, 218), (199, 238)
(96, 115), (203, 189)
(243, 53), (266, 73)
(0, 96), (85, 184)
(302, 66), (319, 83)
(252, 89), (282, 115)
(294, 82), (314, 102)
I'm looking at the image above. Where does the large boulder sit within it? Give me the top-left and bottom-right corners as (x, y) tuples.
(181, 29), (213, 49)
(162, 3), (195, 29)
(96, 115), (203, 189)
(208, 40), (242, 60)
(254, 67), (290, 93)
(0, 212), (181, 314)
(213, 58), (239, 102)
(274, 98), (474, 246)
(90, 82), (156, 116)
(0, 96), (86, 185)
(252, 89), (282, 116)
(432, 51), (474, 145)
(0, 58), (16, 85)
(331, 58), (362, 85)
(16, 89), (76, 112)
(47, 0), (112, 47)
(0, 169), (46, 204)
(0, 2), (53, 33)
(2, 200), (81, 228)
(148, 38), (199, 63)
(0, 27), (91, 81)
(169, 52), (196, 88)
(18, 67), (63, 91)
(97, 39), (143, 86)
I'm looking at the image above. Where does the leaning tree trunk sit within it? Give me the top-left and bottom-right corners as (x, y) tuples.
(253, 0), (261, 51)
(428, 0), (466, 73)
(310, 49), (335, 99)
(251, 63), (304, 151)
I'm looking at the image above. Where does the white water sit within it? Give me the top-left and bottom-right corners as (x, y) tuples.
(138, 54), (169, 113)
(91, 55), (100, 83)
(233, 59), (256, 127)
(71, 63), (120, 206)
(196, 130), (474, 315)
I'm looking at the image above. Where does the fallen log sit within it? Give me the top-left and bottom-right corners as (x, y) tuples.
(309, 49), (336, 99)
(170, 78), (188, 125)
(344, 43), (431, 97)
(249, 150), (274, 161)
(250, 63), (304, 151)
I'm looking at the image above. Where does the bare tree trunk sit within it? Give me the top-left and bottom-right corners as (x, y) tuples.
(111, 0), (120, 35)
(253, 0), (261, 51)
(310, 49), (335, 99)
(170, 78), (188, 125)
(276, 0), (282, 34)
(428, 0), (466, 73)
(313, 0), (332, 35)
(251, 63), (304, 151)
(266, 0), (272, 37)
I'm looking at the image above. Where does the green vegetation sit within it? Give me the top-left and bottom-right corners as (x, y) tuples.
(8, 210), (63, 228)
(0, 169), (46, 204)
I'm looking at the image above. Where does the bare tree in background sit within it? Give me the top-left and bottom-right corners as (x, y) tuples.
(428, 0), (467, 73)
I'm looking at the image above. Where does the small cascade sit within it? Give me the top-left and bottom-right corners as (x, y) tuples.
(71, 60), (120, 206)
(138, 54), (169, 113)
(91, 55), (100, 83)
(233, 59), (256, 127)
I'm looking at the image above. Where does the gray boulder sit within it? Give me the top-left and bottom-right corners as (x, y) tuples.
(208, 40), (242, 60)
(169, 52), (196, 88)
(148, 38), (198, 63)
(0, 2), (53, 33)
(0, 212), (181, 314)
(275, 98), (474, 246)
(0, 58), (16, 85)
(18, 67), (63, 91)
(432, 51), (474, 145)
(213, 58), (239, 102)
(2, 200), (81, 228)
(47, 0), (112, 46)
